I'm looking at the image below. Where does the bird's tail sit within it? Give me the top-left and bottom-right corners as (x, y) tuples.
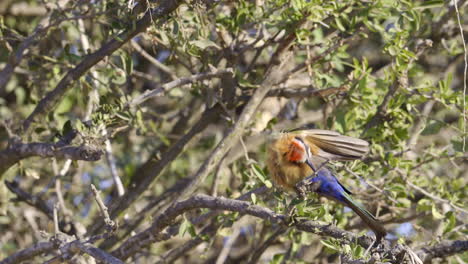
(341, 192), (387, 241)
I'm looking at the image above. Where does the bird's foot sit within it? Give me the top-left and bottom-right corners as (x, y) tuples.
(295, 180), (321, 197)
(294, 184), (307, 199)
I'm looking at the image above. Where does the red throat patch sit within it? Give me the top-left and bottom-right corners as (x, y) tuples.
(288, 141), (305, 162)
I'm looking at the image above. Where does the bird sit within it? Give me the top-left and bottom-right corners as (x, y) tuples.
(266, 129), (369, 191)
(266, 129), (386, 240)
(306, 168), (387, 241)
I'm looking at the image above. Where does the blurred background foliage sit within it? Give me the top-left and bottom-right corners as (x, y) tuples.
(0, 0), (466, 263)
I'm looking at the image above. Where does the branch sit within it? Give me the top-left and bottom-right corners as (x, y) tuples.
(111, 194), (468, 262)
(4, 180), (54, 219)
(20, 0), (185, 134)
(127, 68), (234, 107)
(364, 39), (433, 132)
(0, 140), (102, 176)
(0, 242), (56, 264)
(112, 194), (287, 260)
(266, 85), (348, 99)
(90, 184), (117, 232)
(0, 232), (125, 264)
(130, 40), (177, 80)
(172, 23), (302, 204)
(87, 104), (222, 237)
(417, 240), (468, 262)
(247, 226), (287, 264)
(71, 242), (124, 264)
(41, 239), (125, 264)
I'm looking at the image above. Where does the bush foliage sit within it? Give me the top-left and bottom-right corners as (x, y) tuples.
(0, 0), (466, 263)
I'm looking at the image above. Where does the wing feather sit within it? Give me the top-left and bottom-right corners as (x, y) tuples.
(294, 129), (369, 160)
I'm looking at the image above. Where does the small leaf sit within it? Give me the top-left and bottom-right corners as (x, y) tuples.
(320, 239), (339, 252)
(190, 39), (221, 50)
(62, 120), (73, 136)
(421, 120), (444, 135)
(431, 204), (444, 220)
(251, 193), (257, 204)
(443, 211), (456, 234)
(178, 216), (196, 237)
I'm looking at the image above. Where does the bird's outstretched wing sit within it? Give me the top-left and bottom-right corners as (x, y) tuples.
(294, 129), (369, 161)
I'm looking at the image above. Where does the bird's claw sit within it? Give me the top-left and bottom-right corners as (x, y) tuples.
(295, 180), (321, 198)
(294, 184), (307, 199)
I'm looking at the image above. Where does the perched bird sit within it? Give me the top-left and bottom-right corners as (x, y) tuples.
(266, 129), (369, 191)
(266, 129), (386, 240)
(306, 168), (387, 241)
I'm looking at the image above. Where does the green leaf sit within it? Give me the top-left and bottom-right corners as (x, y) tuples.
(421, 120), (444, 135)
(251, 193), (257, 204)
(334, 17), (346, 32)
(178, 216), (196, 237)
(431, 204), (444, 220)
(251, 164), (272, 188)
(443, 211), (456, 234)
(320, 239), (340, 252)
(190, 39), (221, 50)
(414, 0), (443, 9)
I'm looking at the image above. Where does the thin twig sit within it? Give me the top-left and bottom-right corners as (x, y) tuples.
(248, 226), (287, 264)
(90, 184), (117, 232)
(126, 68), (234, 107)
(5, 180), (54, 219)
(102, 129), (125, 197)
(406, 181), (467, 214)
(215, 221), (242, 264)
(452, 0), (467, 152)
(131, 40), (177, 79)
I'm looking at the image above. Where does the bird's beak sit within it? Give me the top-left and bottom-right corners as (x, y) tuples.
(305, 159), (317, 172)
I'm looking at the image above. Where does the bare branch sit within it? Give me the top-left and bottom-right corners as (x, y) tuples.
(131, 40), (177, 80)
(4, 180), (54, 219)
(90, 184), (117, 232)
(87, 103), (222, 237)
(127, 68), (234, 107)
(71, 242), (124, 264)
(266, 85), (348, 99)
(0, 242), (56, 264)
(247, 226), (287, 264)
(112, 194), (287, 260)
(417, 240), (468, 262)
(0, 140), (102, 176)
